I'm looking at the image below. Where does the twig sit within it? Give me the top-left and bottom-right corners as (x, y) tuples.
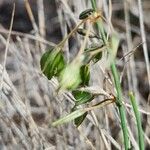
(0, 28), (55, 47)
(0, 4), (15, 93)
(137, 0), (150, 93)
(37, 0), (46, 52)
(37, 0), (46, 38)
(129, 92), (145, 150)
(24, 0), (38, 33)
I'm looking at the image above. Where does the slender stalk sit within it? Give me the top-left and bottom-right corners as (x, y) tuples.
(111, 63), (129, 150)
(129, 92), (145, 150)
(91, 1), (107, 43)
(91, 0), (97, 10)
(90, 0), (130, 149)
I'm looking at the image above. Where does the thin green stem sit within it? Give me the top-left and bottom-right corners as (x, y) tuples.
(90, 0), (130, 149)
(129, 92), (145, 150)
(111, 63), (129, 150)
(91, 0), (97, 11)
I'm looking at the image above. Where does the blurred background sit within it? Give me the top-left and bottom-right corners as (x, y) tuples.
(0, 0), (149, 149)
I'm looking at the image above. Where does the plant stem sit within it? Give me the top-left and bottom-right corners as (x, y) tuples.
(90, 0), (130, 149)
(129, 92), (145, 150)
(111, 63), (129, 150)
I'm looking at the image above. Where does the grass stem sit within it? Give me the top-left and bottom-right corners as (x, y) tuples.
(129, 92), (145, 150)
(90, 0), (130, 149)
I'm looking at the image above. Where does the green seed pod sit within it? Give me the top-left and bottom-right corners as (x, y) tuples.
(79, 9), (94, 20)
(59, 62), (81, 90)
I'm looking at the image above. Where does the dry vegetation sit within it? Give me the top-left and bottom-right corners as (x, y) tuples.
(0, 0), (149, 149)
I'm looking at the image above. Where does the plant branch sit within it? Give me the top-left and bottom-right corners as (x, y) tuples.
(90, 0), (130, 149)
(129, 92), (145, 150)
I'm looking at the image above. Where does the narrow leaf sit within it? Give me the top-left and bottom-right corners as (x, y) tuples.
(52, 109), (86, 126)
(110, 34), (120, 59)
(74, 112), (88, 127)
(79, 9), (94, 20)
(72, 90), (94, 105)
(93, 52), (102, 63)
(80, 65), (90, 86)
(40, 49), (65, 79)
(129, 92), (145, 150)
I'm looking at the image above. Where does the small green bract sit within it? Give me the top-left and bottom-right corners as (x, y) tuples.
(74, 112), (88, 127)
(79, 9), (94, 20)
(80, 65), (90, 86)
(59, 62), (81, 90)
(72, 90), (94, 106)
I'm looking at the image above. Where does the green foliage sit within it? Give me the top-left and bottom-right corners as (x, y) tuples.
(39, 1), (144, 150)
(80, 65), (90, 86)
(52, 109), (87, 126)
(40, 48), (65, 80)
(79, 9), (94, 20)
(72, 90), (94, 106)
(74, 112), (88, 127)
(71, 105), (88, 127)
(93, 51), (102, 63)
(40, 5), (107, 128)
(90, 0), (129, 149)
(59, 61), (82, 90)
(40, 2), (121, 132)
(109, 34), (120, 60)
(129, 92), (145, 150)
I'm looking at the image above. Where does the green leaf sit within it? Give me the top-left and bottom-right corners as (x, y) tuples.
(79, 9), (94, 20)
(51, 51), (65, 76)
(129, 92), (145, 150)
(80, 65), (90, 86)
(40, 48), (65, 80)
(40, 50), (52, 79)
(93, 51), (102, 63)
(59, 61), (81, 90)
(110, 34), (120, 59)
(74, 112), (88, 127)
(52, 109), (86, 126)
(72, 90), (94, 106)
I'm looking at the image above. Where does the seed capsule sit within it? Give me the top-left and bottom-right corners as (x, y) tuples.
(79, 9), (94, 20)
(59, 62), (81, 90)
